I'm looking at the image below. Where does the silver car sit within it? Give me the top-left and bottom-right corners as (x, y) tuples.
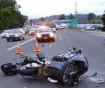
(6, 28), (25, 42)
(1, 30), (11, 38)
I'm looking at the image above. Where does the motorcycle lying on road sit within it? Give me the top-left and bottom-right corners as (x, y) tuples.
(18, 47), (89, 86)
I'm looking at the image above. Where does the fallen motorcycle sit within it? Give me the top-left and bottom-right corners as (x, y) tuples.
(18, 47), (89, 86)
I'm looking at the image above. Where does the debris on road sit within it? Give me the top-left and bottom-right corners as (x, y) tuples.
(88, 77), (104, 84)
(82, 72), (97, 78)
(47, 78), (58, 83)
(83, 72), (105, 84)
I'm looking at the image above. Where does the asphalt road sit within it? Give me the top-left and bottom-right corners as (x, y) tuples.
(0, 29), (105, 88)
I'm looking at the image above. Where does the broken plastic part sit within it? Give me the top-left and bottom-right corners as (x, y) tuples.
(89, 77), (104, 84)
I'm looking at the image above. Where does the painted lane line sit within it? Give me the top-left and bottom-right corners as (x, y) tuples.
(63, 33), (72, 46)
(54, 33), (56, 38)
(49, 43), (52, 48)
(7, 38), (35, 50)
(58, 32), (62, 40)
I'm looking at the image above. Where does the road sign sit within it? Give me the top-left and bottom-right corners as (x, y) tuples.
(71, 19), (78, 24)
(70, 19), (78, 28)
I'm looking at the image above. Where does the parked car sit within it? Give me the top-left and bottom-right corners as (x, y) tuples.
(84, 26), (95, 30)
(56, 23), (68, 30)
(56, 25), (65, 30)
(91, 25), (102, 30)
(6, 28), (25, 42)
(36, 27), (55, 42)
(1, 30), (11, 38)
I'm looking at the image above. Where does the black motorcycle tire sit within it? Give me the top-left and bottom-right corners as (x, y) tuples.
(18, 65), (38, 76)
(58, 62), (79, 86)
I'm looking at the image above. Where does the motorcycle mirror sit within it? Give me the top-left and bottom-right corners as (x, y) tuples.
(78, 49), (82, 53)
(69, 48), (72, 51)
(73, 47), (76, 50)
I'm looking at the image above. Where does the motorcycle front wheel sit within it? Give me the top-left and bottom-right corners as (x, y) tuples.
(58, 62), (79, 86)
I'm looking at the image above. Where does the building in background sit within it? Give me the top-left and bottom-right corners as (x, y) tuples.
(54, 19), (78, 28)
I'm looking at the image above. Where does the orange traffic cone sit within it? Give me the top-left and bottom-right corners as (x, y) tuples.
(34, 39), (40, 52)
(16, 42), (23, 54)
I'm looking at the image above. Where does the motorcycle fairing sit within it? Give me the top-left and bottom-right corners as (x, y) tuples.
(49, 61), (65, 70)
(68, 54), (89, 68)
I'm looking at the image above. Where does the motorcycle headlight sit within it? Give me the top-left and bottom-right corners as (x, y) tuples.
(15, 34), (19, 37)
(50, 33), (54, 37)
(36, 33), (41, 38)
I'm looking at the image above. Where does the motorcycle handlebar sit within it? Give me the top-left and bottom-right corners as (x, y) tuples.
(67, 48), (82, 57)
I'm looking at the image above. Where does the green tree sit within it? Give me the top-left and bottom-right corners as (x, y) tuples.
(39, 17), (45, 21)
(67, 14), (74, 19)
(0, 7), (13, 29)
(0, 0), (16, 9)
(0, 0), (28, 30)
(59, 14), (66, 20)
(87, 13), (96, 23)
(101, 14), (105, 25)
(101, 14), (105, 31)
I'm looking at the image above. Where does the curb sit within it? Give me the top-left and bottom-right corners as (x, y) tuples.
(80, 29), (105, 35)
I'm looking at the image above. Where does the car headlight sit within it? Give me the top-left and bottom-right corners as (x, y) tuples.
(15, 34), (19, 37)
(36, 33), (41, 38)
(50, 33), (54, 37)
(6, 34), (9, 37)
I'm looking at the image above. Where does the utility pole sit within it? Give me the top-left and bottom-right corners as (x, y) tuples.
(75, 2), (78, 18)
(74, 1), (78, 28)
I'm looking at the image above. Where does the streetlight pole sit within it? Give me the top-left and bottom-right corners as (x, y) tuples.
(74, 1), (78, 28)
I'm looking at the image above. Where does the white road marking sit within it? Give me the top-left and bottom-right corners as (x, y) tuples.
(58, 32), (62, 40)
(7, 38), (35, 50)
(50, 43), (52, 48)
(54, 33), (56, 38)
(64, 33), (72, 47)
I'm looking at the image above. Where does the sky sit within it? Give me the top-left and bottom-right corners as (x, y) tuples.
(16, 0), (105, 19)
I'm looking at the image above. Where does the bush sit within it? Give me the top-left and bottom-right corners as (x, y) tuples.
(101, 26), (105, 31)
